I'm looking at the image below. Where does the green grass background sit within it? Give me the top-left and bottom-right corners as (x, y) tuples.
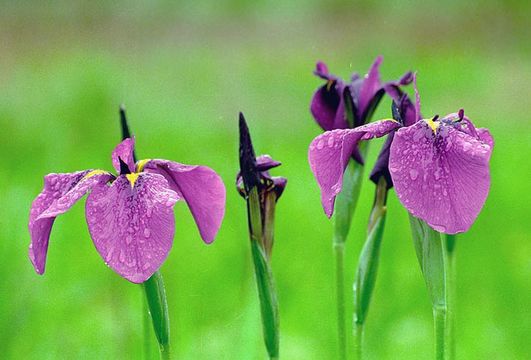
(0, 1), (530, 358)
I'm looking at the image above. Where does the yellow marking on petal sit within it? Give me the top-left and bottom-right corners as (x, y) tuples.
(382, 118), (400, 123)
(424, 118), (440, 133)
(326, 79), (334, 91)
(136, 159), (151, 173)
(83, 169), (108, 180)
(126, 173), (140, 189)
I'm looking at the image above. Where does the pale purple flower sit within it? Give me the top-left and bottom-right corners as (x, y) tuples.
(29, 138), (226, 283)
(308, 75), (494, 234)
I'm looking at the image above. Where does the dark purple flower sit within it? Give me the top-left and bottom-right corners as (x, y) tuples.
(29, 138), (226, 283)
(308, 75), (494, 234)
(310, 56), (413, 134)
(237, 113), (287, 257)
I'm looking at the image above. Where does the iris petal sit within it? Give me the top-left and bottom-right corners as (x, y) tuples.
(310, 81), (348, 131)
(112, 138), (136, 174)
(357, 56), (383, 117)
(308, 119), (401, 217)
(85, 173), (179, 283)
(389, 120), (493, 234)
(28, 170), (113, 274)
(143, 160), (226, 244)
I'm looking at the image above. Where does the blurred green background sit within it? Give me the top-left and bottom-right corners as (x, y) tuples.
(1, 0), (530, 359)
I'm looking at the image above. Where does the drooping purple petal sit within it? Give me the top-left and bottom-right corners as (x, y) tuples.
(86, 173), (179, 283)
(357, 56), (383, 117)
(308, 119), (401, 217)
(143, 160), (226, 244)
(28, 170), (113, 274)
(389, 120), (493, 234)
(112, 138), (136, 174)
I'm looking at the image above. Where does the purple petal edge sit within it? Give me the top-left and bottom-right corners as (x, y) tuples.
(28, 170), (112, 274)
(390, 120), (493, 234)
(144, 160), (226, 244)
(308, 119), (400, 217)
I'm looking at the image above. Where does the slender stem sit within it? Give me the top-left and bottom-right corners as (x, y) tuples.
(334, 243), (347, 360)
(353, 322), (363, 360)
(143, 271), (171, 360)
(445, 235), (456, 359)
(433, 306), (447, 360)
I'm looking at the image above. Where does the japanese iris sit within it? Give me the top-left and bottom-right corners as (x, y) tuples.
(29, 137), (226, 283)
(308, 76), (494, 234)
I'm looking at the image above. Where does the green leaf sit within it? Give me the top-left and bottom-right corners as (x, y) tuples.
(354, 206), (386, 325)
(143, 271), (171, 359)
(408, 214), (447, 308)
(333, 143), (368, 246)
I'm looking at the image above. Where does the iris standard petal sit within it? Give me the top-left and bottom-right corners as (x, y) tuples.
(112, 137), (136, 174)
(143, 160), (226, 244)
(389, 120), (493, 234)
(308, 119), (401, 217)
(357, 56), (383, 117)
(28, 170), (113, 274)
(85, 173), (179, 283)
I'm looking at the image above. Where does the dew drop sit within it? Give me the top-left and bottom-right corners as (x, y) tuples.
(409, 169), (419, 180)
(327, 136), (334, 147)
(143, 228), (151, 238)
(126, 235), (133, 245)
(317, 139), (325, 150)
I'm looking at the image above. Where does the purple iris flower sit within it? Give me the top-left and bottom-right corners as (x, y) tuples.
(29, 137), (226, 283)
(310, 56), (413, 164)
(308, 75), (494, 234)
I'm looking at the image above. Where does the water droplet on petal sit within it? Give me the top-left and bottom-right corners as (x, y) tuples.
(327, 136), (334, 147)
(409, 169), (419, 180)
(317, 139), (325, 150)
(143, 228), (151, 238)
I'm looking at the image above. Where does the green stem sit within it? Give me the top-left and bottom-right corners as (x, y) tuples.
(334, 243), (347, 360)
(353, 322), (363, 360)
(143, 271), (171, 360)
(445, 235), (456, 359)
(332, 145), (369, 360)
(433, 306), (448, 360)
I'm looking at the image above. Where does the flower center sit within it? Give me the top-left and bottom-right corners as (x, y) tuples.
(125, 173), (140, 189)
(424, 116), (440, 133)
